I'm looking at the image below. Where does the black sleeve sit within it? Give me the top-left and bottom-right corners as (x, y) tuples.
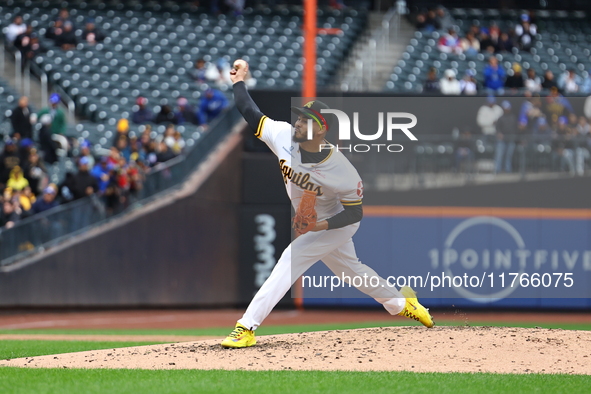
(326, 203), (363, 230)
(233, 81), (265, 133)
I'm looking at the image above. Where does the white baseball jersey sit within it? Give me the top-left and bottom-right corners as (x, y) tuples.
(255, 116), (363, 220)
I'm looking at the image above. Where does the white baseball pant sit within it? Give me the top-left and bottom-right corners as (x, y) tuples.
(238, 222), (406, 330)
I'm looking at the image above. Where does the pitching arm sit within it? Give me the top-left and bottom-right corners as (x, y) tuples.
(232, 81), (265, 134)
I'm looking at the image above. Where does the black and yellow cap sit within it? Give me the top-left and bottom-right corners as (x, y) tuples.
(291, 100), (330, 130)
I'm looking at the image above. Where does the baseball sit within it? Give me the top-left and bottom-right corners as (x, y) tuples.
(233, 59), (248, 71)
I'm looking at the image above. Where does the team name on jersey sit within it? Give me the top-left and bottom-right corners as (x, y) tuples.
(279, 159), (323, 196)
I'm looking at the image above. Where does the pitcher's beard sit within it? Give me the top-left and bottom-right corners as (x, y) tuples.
(292, 134), (308, 143)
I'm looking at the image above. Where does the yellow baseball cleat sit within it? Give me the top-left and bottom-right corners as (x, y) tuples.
(221, 322), (257, 348)
(398, 286), (435, 328)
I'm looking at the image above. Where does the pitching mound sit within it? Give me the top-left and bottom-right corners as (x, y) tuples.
(1, 326), (590, 374)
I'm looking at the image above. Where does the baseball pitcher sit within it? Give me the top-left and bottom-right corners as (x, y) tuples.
(221, 59), (434, 348)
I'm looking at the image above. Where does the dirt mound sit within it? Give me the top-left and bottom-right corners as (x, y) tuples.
(1, 326), (590, 374)
(0, 334), (216, 342)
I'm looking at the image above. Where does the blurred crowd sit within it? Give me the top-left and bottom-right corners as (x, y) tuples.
(416, 8), (538, 54)
(417, 8), (591, 96)
(424, 63), (590, 97)
(454, 94), (591, 176)
(0, 90), (197, 229)
(1, 8), (231, 230)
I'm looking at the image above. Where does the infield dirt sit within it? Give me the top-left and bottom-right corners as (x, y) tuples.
(1, 326), (590, 374)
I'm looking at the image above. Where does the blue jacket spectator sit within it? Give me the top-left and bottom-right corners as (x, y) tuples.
(483, 57), (506, 92)
(197, 89), (229, 126)
(90, 157), (113, 193)
(132, 97), (153, 124)
(175, 97), (197, 125)
(31, 187), (59, 213)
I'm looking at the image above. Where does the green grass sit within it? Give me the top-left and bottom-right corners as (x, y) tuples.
(0, 320), (589, 337)
(0, 369), (589, 394)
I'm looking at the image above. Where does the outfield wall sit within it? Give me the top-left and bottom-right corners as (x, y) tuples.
(302, 207), (591, 309)
(0, 136), (244, 307)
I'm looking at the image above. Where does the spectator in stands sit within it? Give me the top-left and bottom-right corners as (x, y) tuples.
(57, 172), (75, 203)
(552, 116), (575, 174)
(38, 93), (67, 136)
(18, 186), (36, 215)
(424, 9), (439, 30)
(415, 11), (438, 33)
(0, 141), (21, 186)
(10, 96), (33, 140)
(495, 101), (518, 173)
(132, 97), (153, 124)
(91, 157), (114, 194)
(558, 69), (582, 94)
(31, 186), (58, 214)
(477, 96), (503, 136)
(197, 88), (229, 126)
(497, 32), (514, 53)
(163, 124), (177, 150)
(56, 8), (73, 25)
(37, 112), (58, 164)
(115, 137), (131, 163)
(224, 0), (245, 16)
(459, 69), (478, 95)
(505, 63), (525, 91)
(54, 21), (77, 50)
(20, 32), (44, 63)
(190, 59), (208, 83)
(71, 157), (98, 199)
(437, 29), (461, 55)
(533, 116), (551, 139)
(175, 97), (197, 124)
(439, 69), (461, 95)
(5, 15), (27, 45)
(163, 125), (185, 155)
(525, 69), (542, 93)
(6, 166), (29, 192)
(454, 127), (474, 173)
(577, 116), (591, 136)
(156, 141), (177, 164)
(18, 139), (34, 166)
(22, 149), (48, 195)
(113, 118), (130, 145)
(155, 105), (179, 124)
(459, 32), (479, 56)
(76, 140), (95, 169)
(207, 59), (233, 87)
(515, 13), (537, 51)
(82, 19), (105, 45)
(478, 31), (495, 54)
(14, 25), (33, 51)
(483, 57), (505, 94)
(575, 116), (591, 175)
(0, 199), (21, 228)
(415, 14), (430, 32)
(107, 146), (121, 167)
(45, 19), (63, 41)
(488, 24), (501, 50)
(435, 6), (454, 31)
(422, 67), (440, 93)
(541, 70), (558, 91)
(545, 87), (574, 119)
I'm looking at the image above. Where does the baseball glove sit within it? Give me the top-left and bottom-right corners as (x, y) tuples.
(292, 190), (317, 235)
